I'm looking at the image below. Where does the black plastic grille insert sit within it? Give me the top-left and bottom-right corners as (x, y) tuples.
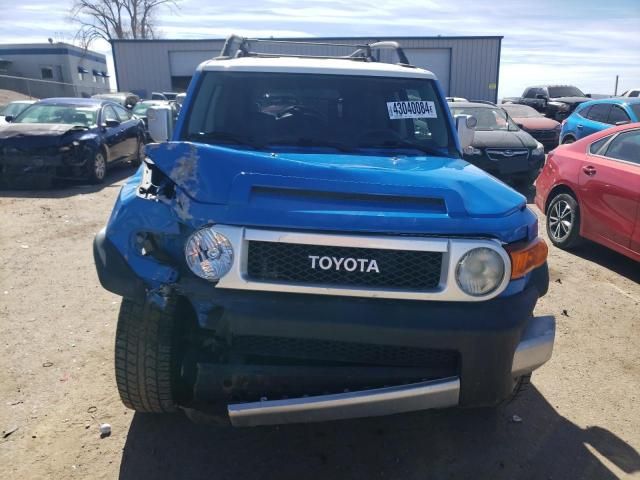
(247, 241), (442, 290)
(233, 335), (459, 369)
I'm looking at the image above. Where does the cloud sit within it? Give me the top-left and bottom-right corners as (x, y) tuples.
(1, 0), (638, 95)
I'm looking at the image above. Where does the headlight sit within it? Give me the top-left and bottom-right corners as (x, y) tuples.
(533, 142), (544, 156)
(59, 141), (80, 152)
(463, 146), (482, 155)
(184, 227), (234, 281)
(456, 248), (505, 296)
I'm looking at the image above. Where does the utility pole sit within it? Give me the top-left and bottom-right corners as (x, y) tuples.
(614, 75), (619, 96)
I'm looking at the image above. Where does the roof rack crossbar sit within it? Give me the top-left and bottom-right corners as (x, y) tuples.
(217, 35), (411, 65)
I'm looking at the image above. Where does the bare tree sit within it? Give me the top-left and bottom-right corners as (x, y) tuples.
(71, 0), (178, 45)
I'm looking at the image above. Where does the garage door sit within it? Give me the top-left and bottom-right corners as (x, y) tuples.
(169, 50), (216, 76)
(403, 49), (451, 95)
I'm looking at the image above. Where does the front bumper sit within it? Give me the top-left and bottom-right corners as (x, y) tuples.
(0, 151), (88, 178)
(95, 228), (554, 421)
(525, 131), (560, 152)
(228, 314), (554, 426)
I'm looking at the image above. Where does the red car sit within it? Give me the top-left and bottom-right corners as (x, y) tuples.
(535, 122), (640, 262)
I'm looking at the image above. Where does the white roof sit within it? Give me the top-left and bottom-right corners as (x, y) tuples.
(200, 56), (436, 80)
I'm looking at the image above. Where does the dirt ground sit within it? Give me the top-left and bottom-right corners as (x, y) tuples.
(1, 165), (639, 480)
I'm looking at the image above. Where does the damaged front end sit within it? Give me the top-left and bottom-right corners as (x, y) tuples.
(0, 123), (100, 181)
(95, 140), (553, 423)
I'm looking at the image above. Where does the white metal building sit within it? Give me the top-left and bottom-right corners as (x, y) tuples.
(111, 36), (502, 102)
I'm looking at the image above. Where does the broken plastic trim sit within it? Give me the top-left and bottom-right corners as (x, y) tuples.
(137, 159), (176, 200)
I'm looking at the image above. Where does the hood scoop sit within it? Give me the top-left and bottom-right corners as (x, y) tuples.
(249, 186), (447, 214)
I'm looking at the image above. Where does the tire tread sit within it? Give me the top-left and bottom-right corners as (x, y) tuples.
(115, 298), (178, 413)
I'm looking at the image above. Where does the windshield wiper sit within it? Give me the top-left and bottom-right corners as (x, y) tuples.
(266, 138), (354, 153)
(358, 140), (445, 157)
(187, 131), (261, 149)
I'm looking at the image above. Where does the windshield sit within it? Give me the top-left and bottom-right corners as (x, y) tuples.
(184, 72), (457, 157)
(2, 102), (33, 117)
(14, 104), (98, 126)
(450, 106), (518, 131)
(501, 104), (542, 118)
(548, 86), (585, 98)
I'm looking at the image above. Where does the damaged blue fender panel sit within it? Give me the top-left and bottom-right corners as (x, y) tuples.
(100, 168), (181, 290)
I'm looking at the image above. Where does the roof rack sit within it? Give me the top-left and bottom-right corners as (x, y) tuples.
(217, 35), (411, 65)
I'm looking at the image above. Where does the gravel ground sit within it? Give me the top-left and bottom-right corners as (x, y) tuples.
(1, 166), (639, 480)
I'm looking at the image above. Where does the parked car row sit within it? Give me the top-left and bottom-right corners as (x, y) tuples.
(0, 98), (146, 186)
(502, 85), (591, 121)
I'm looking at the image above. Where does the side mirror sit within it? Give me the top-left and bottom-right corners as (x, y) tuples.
(125, 104), (133, 110)
(103, 119), (120, 128)
(4, 115), (13, 122)
(516, 122), (524, 129)
(147, 105), (174, 142)
(454, 114), (476, 150)
(535, 94), (548, 101)
(585, 93), (592, 98)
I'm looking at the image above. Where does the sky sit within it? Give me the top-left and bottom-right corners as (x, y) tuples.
(1, 0), (639, 97)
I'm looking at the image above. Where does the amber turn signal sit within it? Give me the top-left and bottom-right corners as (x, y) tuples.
(507, 237), (548, 279)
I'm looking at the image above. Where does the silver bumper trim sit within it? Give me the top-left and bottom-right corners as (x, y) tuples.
(511, 315), (556, 376)
(228, 377), (460, 427)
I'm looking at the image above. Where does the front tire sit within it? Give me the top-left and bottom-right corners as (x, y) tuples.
(86, 150), (107, 184)
(546, 192), (581, 249)
(132, 137), (145, 166)
(115, 297), (185, 413)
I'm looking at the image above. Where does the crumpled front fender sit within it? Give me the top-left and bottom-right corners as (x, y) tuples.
(95, 168), (183, 297)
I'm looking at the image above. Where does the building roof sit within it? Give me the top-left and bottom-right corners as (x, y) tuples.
(200, 56), (437, 79)
(0, 43), (106, 64)
(111, 35), (503, 44)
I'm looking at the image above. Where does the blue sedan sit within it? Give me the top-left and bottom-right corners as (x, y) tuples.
(560, 97), (640, 144)
(0, 97), (145, 185)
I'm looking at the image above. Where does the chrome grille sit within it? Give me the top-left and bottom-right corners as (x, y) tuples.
(486, 149), (529, 162)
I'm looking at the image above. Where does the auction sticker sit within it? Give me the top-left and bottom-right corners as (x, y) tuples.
(387, 101), (437, 119)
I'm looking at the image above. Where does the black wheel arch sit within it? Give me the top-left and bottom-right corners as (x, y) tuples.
(544, 184), (578, 214)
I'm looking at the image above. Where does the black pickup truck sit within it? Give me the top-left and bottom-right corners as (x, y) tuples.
(502, 85), (590, 121)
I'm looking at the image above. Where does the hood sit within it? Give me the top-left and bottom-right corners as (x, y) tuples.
(550, 96), (589, 104)
(471, 129), (537, 149)
(144, 142), (534, 241)
(515, 117), (560, 130)
(0, 123), (88, 148)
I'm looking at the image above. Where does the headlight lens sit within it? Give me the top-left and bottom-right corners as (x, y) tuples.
(184, 227), (234, 281)
(463, 146), (482, 155)
(456, 248), (505, 296)
(533, 142), (544, 156)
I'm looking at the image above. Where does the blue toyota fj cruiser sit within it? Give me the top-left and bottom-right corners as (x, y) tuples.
(94, 37), (555, 426)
